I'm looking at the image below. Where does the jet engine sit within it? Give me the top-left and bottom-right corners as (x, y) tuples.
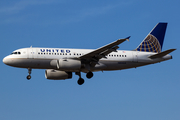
(56, 59), (81, 71)
(45, 69), (72, 80)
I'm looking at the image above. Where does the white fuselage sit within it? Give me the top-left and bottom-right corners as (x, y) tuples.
(3, 47), (172, 72)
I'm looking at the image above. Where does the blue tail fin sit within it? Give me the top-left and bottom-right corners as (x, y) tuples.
(136, 23), (167, 53)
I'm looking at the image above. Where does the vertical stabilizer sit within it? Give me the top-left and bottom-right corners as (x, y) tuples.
(136, 23), (167, 53)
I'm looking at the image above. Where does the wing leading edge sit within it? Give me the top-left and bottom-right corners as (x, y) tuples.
(79, 36), (130, 62)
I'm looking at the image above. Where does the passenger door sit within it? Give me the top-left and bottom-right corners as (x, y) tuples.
(133, 51), (138, 62)
(27, 48), (36, 59)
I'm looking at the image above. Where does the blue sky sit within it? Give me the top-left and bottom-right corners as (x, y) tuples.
(0, 0), (179, 120)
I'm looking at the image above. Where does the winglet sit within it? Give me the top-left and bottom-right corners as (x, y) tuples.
(125, 36), (131, 41)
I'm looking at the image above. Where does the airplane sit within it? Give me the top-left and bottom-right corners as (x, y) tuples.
(3, 23), (176, 85)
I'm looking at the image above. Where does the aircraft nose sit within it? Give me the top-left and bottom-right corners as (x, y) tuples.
(3, 57), (7, 64)
(3, 57), (11, 65)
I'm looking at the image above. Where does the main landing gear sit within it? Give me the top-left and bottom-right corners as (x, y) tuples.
(76, 72), (84, 85)
(26, 68), (32, 80)
(86, 71), (93, 79)
(76, 71), (94, 85)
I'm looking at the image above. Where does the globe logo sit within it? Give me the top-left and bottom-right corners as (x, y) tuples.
(136, 34), (161, 53)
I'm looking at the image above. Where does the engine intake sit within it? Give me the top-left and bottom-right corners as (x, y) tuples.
(45, 69), (72, 80)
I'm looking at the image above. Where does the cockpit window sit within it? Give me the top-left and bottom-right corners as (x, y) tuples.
(11, 51), (21, 55)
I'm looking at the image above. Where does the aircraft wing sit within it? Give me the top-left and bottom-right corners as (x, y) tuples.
(79, 36), (130, 63)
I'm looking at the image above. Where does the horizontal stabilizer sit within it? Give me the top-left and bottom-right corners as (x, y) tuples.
(149, 49), (176, 59)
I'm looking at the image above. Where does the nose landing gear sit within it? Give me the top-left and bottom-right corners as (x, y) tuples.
(27, 68), (32, 80)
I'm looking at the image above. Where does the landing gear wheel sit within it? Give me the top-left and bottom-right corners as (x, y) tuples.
(86, 72), (93, 79)
(27, 68), (32, 80)
(27, 75), (31, 80)
(77, 78), (84, 85)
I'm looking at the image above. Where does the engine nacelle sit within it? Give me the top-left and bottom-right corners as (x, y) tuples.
(45, 69), (72, 80)
(57, 59), (81, 71)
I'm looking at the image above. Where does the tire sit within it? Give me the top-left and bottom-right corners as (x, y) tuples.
(77, 78), (84, 85)
(27, 75), (31, 80)
(86, 72), (93, 79)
